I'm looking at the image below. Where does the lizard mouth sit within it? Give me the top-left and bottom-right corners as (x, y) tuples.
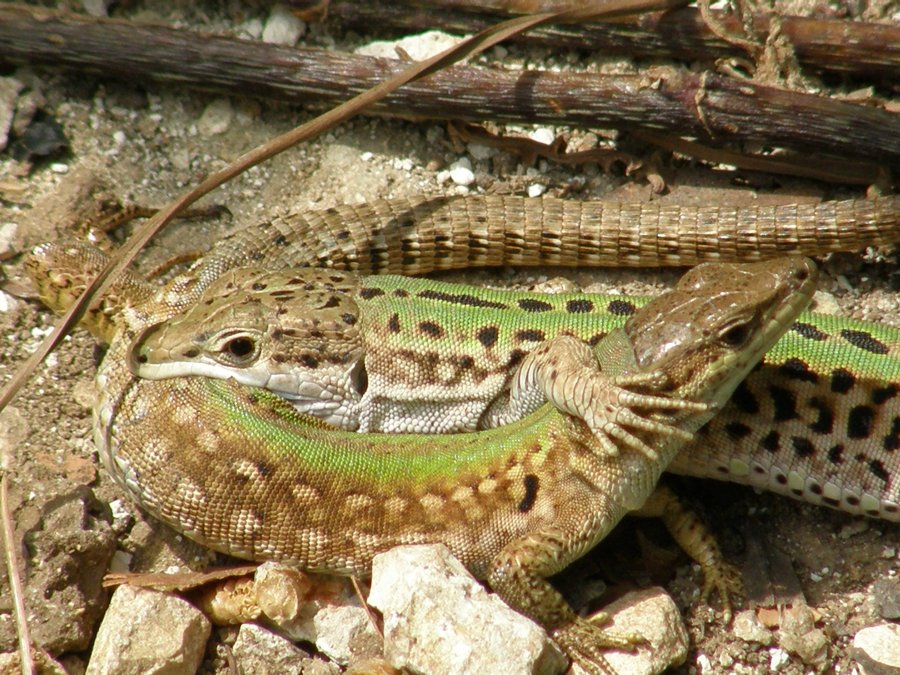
(125, 321), (163, 377)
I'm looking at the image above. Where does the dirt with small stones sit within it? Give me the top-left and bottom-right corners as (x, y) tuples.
(0, 2), (897, 674)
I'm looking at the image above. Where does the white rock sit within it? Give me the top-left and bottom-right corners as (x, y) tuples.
(852, 623), (900, 672)
(86, 585), (210, 675)
(81, 0), (109, 17)
(313, 605), (382, 665)
(197, 97), (233, 136)
(768, 646), (791, 670)
(0, 77), (24, 151)
(0, 221), (16, 259)
(529, 127), (555, 145)
(467, 143), (494, 160)
(233, 623), (309, 675)
(731, 609), (773, 645)
(0, 290), (15, 313)
(528, 183), (546, 198)
(369, 544), (566, 675)
(354, 31), (462, 61)
(240, 18), (264, 40)
(449, 158), (475, 186)
(594, 587), (689, 675)
(262, 4), (306, 46)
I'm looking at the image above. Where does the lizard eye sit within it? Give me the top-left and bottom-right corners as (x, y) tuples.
(719, 321), (751, 348)
(222, 336), (256, 360)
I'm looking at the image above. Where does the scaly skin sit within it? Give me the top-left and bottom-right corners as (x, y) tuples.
(133, 267), (900, 521)
(126, 193), (897, 522)
(27, 241), (814, 673)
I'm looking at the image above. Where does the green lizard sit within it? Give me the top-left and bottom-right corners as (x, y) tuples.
(27, 240), (815, 673)
(130, 196), (900, 521)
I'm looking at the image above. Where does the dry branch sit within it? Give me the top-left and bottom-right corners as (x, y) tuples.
(0, 4), (897, 166)
(316, 0), (900, 81)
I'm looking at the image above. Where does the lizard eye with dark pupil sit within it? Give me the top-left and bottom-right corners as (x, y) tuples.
(225, 337), (255, 358)
(721, 324), (749, 347)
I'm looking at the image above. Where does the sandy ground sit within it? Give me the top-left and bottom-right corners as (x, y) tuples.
(0, 1), (897, 673)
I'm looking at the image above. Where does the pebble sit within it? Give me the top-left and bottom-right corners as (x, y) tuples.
(0, 290), (16, 313)
(467, 143), (494, 160)
(369, 544), (566, 675)
(355, 31), (461, 61)
(232, 623), (310, 675)
(527, 183), (546, 198)
(197, 97), (233, 136)
(852, 623), (900, 672)
(731, 610), (773, 646)
(0, 76), (24, 152)
(0, 221), (17, 258)
(529, 127), (555, 145)
(262, 4), (306, 46)
(449, 158), (474, 186)
(768, 647), (790, 670)
(86, 585), (210, 675)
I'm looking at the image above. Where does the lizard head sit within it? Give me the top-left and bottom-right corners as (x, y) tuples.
(624, 256), (818, 406)
(129, 266), (368, 429)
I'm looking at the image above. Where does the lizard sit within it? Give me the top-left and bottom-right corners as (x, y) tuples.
(130, 195), (900, 521)
(26, 238), (816, 673)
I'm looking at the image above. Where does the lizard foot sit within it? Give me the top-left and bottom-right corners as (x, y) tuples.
(577, 369), (712, 460)
(699, 559), (743, 624)
(502, 336), (712, 460)
(552, 615), (646, 675)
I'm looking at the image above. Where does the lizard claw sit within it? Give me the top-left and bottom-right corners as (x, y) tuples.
(553, 615), (646, 675)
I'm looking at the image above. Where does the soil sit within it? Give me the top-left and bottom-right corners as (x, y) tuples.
(0, 2), (897, 674)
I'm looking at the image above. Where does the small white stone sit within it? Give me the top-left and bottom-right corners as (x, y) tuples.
(360, 151), (374, 161)
(853, 623), (900, 669)
(50, 162), (69, 174)
(108, 499), (131, 522)
(449, 158), (474, 186)
(435, 170), (451, 185)
(262, 4), (306, 46)
(369, 545), (565, 675)
(112, 130), (126, 145)
(233, 624), (310, 674)
(198, 98), (233, 136)
(695, 653), (712, 674)
(81, 0), (109, 17)
(240, 18), (264, 40)
(355, 31), (461, 61)
(467, 143), (494, 160)
(108, 550), (133, 574)
(527, 183), (546, 198)
(392, 157), (413, 171)
(0, 290), (15, 313)
(86, 586), (210, 675)
(529, 127), (555, 145)
(0, 221), (17, 258)
(731, 610), (773, 645)
(768, 647), (790, 670)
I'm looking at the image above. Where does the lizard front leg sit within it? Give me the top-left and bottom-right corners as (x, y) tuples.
(487, 526), (642, 675)
(482, 335), (710, 459)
